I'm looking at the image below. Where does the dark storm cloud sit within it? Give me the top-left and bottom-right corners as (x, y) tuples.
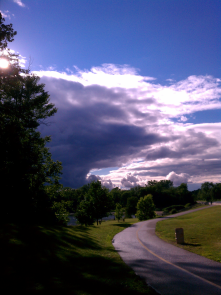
(39, 77), (171, 188)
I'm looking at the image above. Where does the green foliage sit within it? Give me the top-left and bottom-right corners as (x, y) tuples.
(115, 203), (124, 221)
(75, 199), (95, 226)
(75, 181), (113, 225)
(109, 187), (122, 208)
(52, 201), (70, 225)
(170, 208), (177, 214)
(125, 196), (138, 217)
(147, 179), (173, 189)
(121, 190), (132, 207)
(213, 183), (221, 200)
(0, 13), (64, 224)
(163, 205), (185, 213)
(0, 13), (17, 50)
(136, 194), (156, 221)
(198, 182), (214, 203)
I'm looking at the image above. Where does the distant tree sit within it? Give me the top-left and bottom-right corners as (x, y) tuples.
(199, 182), (214, 204)
(176, 183), (193, 204)
(213, 183), (221, 201)
(120, 190), (131, 207)
(115, 203), (124, 222)
(136, 194), (156, 221)
(125, 196), (138, 217)
(147, 180), (173, 189)
(75, 181), (113, 226)
(130, 185), (141, 198)
(110, 187), (121, 208)
(75, 199), (95, 226)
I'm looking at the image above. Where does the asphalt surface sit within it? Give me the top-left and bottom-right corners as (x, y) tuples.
(113, 206), (221, 295)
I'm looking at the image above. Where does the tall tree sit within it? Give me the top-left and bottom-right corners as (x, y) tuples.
(0, 13), (63, 223)
(136, 194), (156, 221)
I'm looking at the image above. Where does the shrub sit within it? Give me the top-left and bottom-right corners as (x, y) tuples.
(170, 208), (177, 214)
(163, 205), (185, 212)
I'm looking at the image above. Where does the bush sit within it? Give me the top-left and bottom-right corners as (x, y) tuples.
(185, 203), (191, 208)
(170, 208), (177, 214)
(163, 205), (185, 212)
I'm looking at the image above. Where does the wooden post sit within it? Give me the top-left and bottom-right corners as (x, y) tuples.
(175, 228), (184, 244)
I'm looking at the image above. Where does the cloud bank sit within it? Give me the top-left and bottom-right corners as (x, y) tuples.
(34, 64), (221, 189)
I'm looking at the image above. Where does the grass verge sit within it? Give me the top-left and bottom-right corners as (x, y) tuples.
(0, 218), (157, 295)
(155, 206), (221, 263)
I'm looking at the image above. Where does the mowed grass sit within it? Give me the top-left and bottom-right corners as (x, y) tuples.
(155, 206), (221, 263)
(0, 219), (157, 295)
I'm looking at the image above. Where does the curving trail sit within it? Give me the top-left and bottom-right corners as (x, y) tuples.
(113, 206), (221, 295)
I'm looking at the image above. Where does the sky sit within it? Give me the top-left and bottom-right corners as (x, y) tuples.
(1, 0), (221, 191)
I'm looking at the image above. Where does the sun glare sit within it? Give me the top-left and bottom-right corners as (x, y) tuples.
(0, 59), (9, 68)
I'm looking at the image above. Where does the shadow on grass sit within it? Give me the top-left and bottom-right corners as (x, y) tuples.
(182, 242), (201, 247)
(0, 223), (157, 295)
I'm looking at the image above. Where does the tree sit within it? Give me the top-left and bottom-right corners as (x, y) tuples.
(115, 203), (124, 222)
(0, 13), (64, 224)
(75, 199), (95, 226)
(136, 194), (156, 221)
(75, 181), (113, 226)
(213, 183), (221, 201)
(199, 182), (214, 204)
(0, 13), (17, 50)
(120, 190), (131, 207)
(110, 187), (121, 208)
(125, 196), (138, 217)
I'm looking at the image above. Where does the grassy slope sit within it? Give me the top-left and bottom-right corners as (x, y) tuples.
(0, 219), (157, 295)
(155, 206), (221, 263)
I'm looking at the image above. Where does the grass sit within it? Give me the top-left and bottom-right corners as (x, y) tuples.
(0, 218), (157, 295)
(155, 206), (221, 263)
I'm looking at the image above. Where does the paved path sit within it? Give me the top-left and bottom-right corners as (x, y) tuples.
(113, 206), (221, 295)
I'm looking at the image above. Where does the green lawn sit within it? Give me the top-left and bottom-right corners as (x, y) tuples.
(155, 206), (221, 262)
(0, 219), (157, 295)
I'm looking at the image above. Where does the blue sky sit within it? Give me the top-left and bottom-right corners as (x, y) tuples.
(1, 0), (221, 190)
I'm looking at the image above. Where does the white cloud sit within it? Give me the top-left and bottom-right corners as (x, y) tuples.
(180, 116), (188, 122)
(121, 173), (139, 188)
(47, 65), (56, 71)
(35, 66), (221, 121)
(13, 0), (25, 7)
(0, 10), (11, 19)
(166, 171), (190, 185)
